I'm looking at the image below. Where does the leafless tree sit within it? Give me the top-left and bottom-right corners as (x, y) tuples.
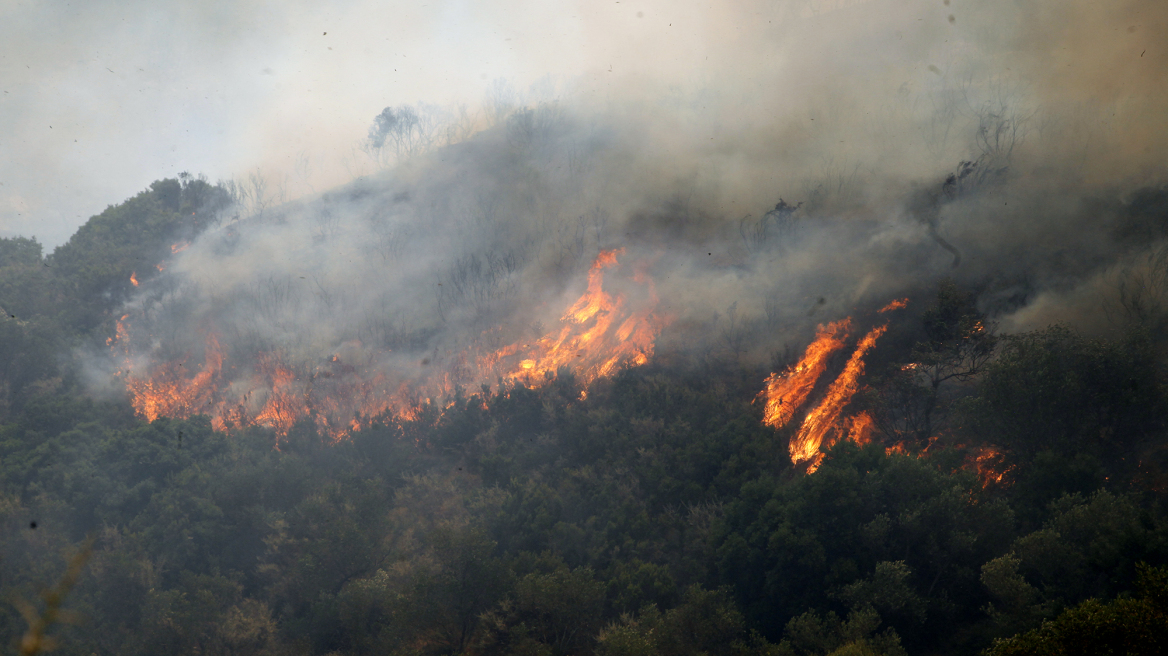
(224, 169), (273, 218)
(483, 78), (517, 127)
(740, 198), (802, 253)
(247, 169), (270, 216)
(437, 251), (522, 322)
(363, 105), (440, 167)
(293, 150), (316, 195)
(589, 206), (609, 247)
(959, 76), (1032, 183)
(802, 157), (862, 210)
(1109, 243), (1168, 336)
(720, 301), (747, 360)
(441, 103), (478, 146)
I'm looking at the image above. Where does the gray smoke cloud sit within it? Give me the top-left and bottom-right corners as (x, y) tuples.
(78, 0), (1166, 430)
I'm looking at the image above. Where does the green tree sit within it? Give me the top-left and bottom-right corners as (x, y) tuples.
(777, 606), (906, 656)
(868, 279), (996, 446)
(714, 442), (1013, 653)
(985, 564), (1168, 656)
(478, 565), (606, 656)
(46, 176), (230, 333)
(598, 586), (779, 656)
(980, 491), (1168, 632)
(961, 326), (1165, 483)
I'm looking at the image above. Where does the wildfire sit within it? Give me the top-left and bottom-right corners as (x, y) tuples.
(878, 298), (908, 313)
(753, 296), (1015, 485)
(791, 323), (887, 470)
(759, 299), (908, 472)
(115, 250), (663, 441)
(970, 445), (1014, 486)
(125, 332), (223, 422)
(171, 241), (191, 254)
(752, 296), (1018, 485)
(759, 320), (850, 428)
(129, 271), (139, 287)
(846, 411), (876, 446)
(488, 249), (663, 387)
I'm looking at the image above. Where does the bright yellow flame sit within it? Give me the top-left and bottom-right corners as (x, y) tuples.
(489, 249), (663, 387)
(791, 323), (887, 470)
(118, 249), (663, 441)
(759, 320), (851, 428)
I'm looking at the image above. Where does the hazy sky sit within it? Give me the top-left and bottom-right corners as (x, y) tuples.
(0, 0), (755, 248)
(2, 0), (1163, 249)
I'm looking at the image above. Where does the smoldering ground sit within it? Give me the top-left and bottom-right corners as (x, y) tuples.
(83, 0), (1168, 428)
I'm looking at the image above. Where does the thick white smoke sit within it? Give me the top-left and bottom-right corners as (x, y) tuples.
(87, 0), (1167, 431)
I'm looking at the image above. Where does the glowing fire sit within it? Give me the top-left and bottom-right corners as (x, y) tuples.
(129, 271), (139, 287)
(755, 298), (1014, 486)
(125, 332), (223, 422)
(171, 241), (191, 254)
(846, 411), (876, 446)
(970, 445), (1014, 486)
(758, 300), (908, 472)
(758, 320), (850, 428)
(486, 249), (662, 387)
(791, 323), (887, 470)
(878, 298), (908, 313)
(116, 250), (663, 440)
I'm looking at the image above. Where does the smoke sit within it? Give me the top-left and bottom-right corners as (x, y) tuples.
(83, 0), (1167, 430)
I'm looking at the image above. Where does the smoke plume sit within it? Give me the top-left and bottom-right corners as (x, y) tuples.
(91, 0), (1168, 436)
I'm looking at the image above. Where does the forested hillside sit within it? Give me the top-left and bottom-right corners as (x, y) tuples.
(1, 177), (1167, 656)
(0, 174), (230, 419)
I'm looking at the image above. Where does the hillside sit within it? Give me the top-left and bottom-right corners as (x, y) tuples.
(0, 161), (1166, 656)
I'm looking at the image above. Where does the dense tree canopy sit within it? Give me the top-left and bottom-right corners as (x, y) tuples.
(0, 181), (1166, 656)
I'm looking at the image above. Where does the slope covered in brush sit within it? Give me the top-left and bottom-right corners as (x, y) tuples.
(1, 120), (1167, 654)
(0, 175), (231, 420)
(0, 266), (1166, 655)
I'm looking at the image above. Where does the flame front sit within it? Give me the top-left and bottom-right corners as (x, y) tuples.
(759, 319), (851, 429)
(488, 249), (662, 387)
(790, 323), (887, 470)
(970, 445), (1014, 486)
(125, 332), (223, 422)
(117, 250), (663, 440)
(846, 411), (876, 446)
(752, 298), (1012, 485)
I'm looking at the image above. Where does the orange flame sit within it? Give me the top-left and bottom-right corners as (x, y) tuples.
(252, 357), (310, 436)
(487, 249), (663, 388)
(846, 411), (876, 446)
(759, 320), (851, 428)
(751, 296), (1014, 486)
(117, 249), (663, 441)
(129, 272), (139, 287)
(171, 241), (191, 254)
(792, 323), (888, 470)
(878, 298), (908, 313)
(126, 332), (223, 422)
(970, 445), (1014, 486)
